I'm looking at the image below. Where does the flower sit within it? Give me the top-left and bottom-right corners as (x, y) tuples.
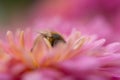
(0, 29), (120, 80)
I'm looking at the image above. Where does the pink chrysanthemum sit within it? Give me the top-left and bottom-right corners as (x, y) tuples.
(0, 29), (120, 80)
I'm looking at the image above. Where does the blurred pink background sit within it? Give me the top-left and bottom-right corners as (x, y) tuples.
(0, 0), (120, 43)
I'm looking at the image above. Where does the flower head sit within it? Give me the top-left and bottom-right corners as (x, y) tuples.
(0, 29), (120, 80)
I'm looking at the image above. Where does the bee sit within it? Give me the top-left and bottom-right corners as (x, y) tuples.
(31, 31), (66, 52)
(40, 31), (66, 47)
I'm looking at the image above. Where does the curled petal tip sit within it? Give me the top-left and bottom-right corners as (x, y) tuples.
(6, 31), (12, 36)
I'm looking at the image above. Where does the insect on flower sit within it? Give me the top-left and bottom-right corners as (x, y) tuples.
(40, 31), (66, 47)
(31, 31), (66, 51)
